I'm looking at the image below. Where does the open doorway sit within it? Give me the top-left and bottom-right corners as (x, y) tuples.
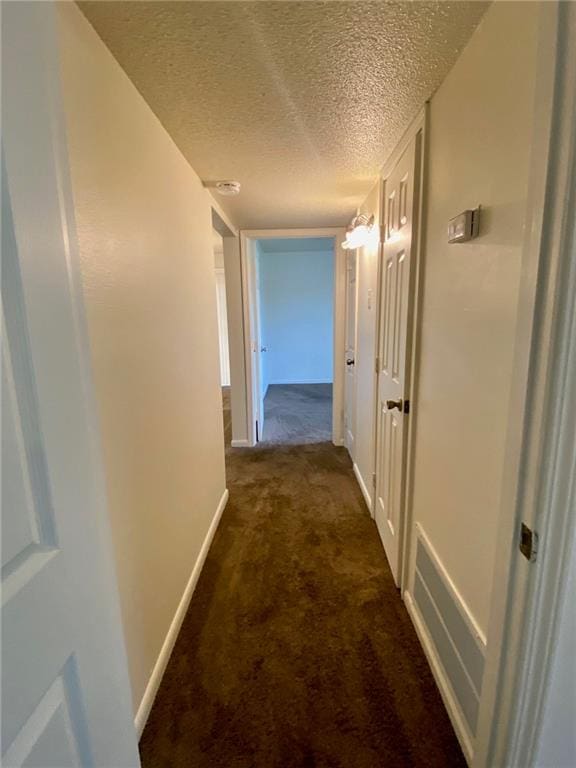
(240, 228), (347, 447)
(211, 206), (239, 450)
(212, 228), (232, 445)
(257, 237), (334, 443)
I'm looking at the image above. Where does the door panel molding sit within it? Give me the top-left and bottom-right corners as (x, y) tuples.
(373, 107), (427, 588)
(2, 3), (139, 764)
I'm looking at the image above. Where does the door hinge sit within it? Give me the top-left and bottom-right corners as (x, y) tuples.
(519, 522), (538, 562)
(375, 356), (380, 374)
(372, 472), (376, 487)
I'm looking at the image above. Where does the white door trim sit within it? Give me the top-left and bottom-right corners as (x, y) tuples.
(344, 248), (359, 460)
(372, 105), (429, 590)
(474, 3), (576, 765)
(240, 228), (346, 447)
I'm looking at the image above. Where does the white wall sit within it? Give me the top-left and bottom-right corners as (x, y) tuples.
(213, 231), (230, 386)
(534, 532), (576, 767)
(352, 183), (381, 506)
(56, 3), (230, 717)
(223, 237), (249, 445)
(408, 1), (539, 634)
(214, 269), (230, 387)
(257, 242), (334, 386)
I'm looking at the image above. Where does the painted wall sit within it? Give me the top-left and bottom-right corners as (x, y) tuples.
(57, 3), (230, 717)
(213, 231), (230, 386)
(257, 240), (334, 386)
(214, 270), (230, 387)
(223, 237), (249, 445)
(352, 184), (381, 506)
(408, 1), (539, 635)
(534, 532), (576, 767)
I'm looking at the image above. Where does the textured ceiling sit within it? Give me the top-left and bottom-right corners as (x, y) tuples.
(79, 1), (489, 229)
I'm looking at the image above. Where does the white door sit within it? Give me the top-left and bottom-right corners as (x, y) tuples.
(214, 269), (230, 386)
(2, 4), (140, 767)
(374, 137), (419, 586)
(344, 251), (358, 457)
(247, 243), (265, 441)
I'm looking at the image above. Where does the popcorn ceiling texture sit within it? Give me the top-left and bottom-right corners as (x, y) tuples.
(79, 1), (489, 229)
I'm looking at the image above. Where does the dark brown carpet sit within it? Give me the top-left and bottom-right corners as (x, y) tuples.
(140, 442), (465, 768)
(222, 386), (232, 446)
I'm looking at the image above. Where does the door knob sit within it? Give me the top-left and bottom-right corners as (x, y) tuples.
(346, 358), (355, 366)
(386, 398), (403, 411)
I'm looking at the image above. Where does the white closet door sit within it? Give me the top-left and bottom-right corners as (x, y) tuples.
(2, 4), (140, 766)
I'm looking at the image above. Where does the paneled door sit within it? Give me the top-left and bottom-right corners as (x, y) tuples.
(374, 136), (420, 586)
(2, 4), (140, 766)
(344, 251), (358, 457)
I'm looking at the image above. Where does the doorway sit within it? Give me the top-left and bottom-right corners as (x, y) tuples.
(344, 249), (358, 458)
(240, 228), (347, 446)
(373, 126), (424, 589)
(212, 228), (232, 445)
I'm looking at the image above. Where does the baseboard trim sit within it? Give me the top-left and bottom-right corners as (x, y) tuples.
(231, 439), (251, 448)
(404, 590), (474, 765)
(134, 487), (229, 737)
(268, 379), (333, 385)
(353, 462), (372, 514)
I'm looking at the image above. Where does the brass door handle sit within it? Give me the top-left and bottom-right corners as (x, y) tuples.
(386, 398), (403, 411)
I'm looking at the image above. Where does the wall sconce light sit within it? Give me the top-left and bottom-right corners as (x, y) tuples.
(342, 213), (375, 250)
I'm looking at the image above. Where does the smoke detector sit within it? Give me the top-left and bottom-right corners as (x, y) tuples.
(215, 180), (241, 196)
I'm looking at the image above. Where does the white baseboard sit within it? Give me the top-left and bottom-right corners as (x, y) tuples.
(134, 488), (229, 737)
(404, 590), (474, 765)
(268, 379), (333, 385)
(231, 438), (251, 448)
(353, 462), (373, 514)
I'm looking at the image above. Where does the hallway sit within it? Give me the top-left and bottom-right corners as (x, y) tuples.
(7, 3), (575, 767)
(139, 440), (465, 767)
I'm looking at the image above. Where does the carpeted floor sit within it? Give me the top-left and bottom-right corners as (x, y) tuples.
(262, 383), (332, 444)
(222, 386), (232, 446)
(139, 436), (465, 766)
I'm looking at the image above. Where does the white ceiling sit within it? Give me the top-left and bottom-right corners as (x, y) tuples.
(79, 1), (489, 229)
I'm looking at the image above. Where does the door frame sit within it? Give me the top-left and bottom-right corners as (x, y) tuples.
(344, 248), (359, 459)
(240, 228), (346, 446)
(474, 3), (576, 765)
(372, 106), (429, 591)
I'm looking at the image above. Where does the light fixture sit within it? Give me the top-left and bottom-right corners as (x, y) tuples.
(342, 213), (375, 250)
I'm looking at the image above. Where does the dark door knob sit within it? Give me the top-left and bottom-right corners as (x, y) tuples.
(386, 398), (403, 411)
(346, 358), (355, 366)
